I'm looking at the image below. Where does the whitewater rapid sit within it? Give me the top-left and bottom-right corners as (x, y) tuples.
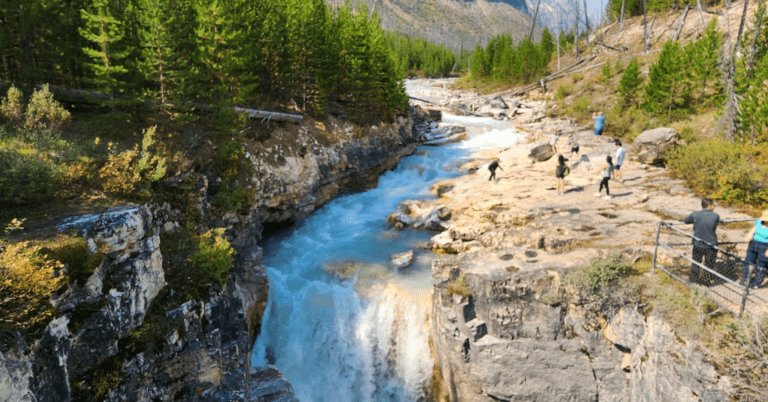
(251, 110), (524, 401)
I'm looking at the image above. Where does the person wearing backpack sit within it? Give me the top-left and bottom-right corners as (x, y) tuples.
(555, 154), (569, 195)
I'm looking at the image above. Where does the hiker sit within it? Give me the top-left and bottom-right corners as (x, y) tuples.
(684, 198), (720, 286)
(614, 140), (626, 183)
(568, 136), (579, 159)
(592, 111), (605, 136)
(741, 210), (768, 288)
(488, 159), (502, 181)
(549, 131), (561, 154)
(593, 155), (614, 200)
(555, 154), (569, 195)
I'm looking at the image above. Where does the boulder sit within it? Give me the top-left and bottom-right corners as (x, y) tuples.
(488, 95), (508, 110)
(390, 250), (415, 271)
(633, 127), (679, 164)
(528, 143), (555, 162)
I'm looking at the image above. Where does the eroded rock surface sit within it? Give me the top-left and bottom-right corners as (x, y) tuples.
(393, 88), (741, 401)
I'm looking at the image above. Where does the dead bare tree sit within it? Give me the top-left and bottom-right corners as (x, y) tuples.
(584, 0), (591, 46)
(529, 0), (542, 41)
(696, 0), (707, 28)
(673, 5), (692, 41)
(557, 18), (562, 71)
(643, 0), (649, 53)
(575, 0), (581, 59)
(722, 0), (751, 140)
(620, 0), (626, 32)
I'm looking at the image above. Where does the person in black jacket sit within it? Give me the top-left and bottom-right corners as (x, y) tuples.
(555, 154), (569, 195)
(684, 198), (720, 285)
(488, 159), (502, 181)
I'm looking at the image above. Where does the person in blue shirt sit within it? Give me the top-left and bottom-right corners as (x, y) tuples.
(741, 210), (768, 288)
(593, 111), (605, 136)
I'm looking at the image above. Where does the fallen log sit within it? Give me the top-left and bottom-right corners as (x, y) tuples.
(0, 80), (303, 123)
(596, 41), (624, 52)
(233, 106), (303, 123)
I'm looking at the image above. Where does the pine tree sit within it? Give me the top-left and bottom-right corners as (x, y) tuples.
(79, 0), (129, 112)
(643, 40), (688, 120)
(690, 18), (722, 102)
(617, 59), (643, 108)
(471, 45), (485, 79)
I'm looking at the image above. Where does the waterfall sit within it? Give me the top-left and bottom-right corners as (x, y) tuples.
(252, 108), (524, 401)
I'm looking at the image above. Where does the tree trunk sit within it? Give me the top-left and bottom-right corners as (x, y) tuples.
(643, 0), (648, 53)
(696, 0), (707, 28)
(620, 0), (626, 32)
(746, 5), (766, 79)
(529, 0), (542, 41)
(584, 0), (590, 46)
(575, 0), (581, 59)
(735, 0), (751, 57)
(673, 6), (691, 41)
(557, 28), (561, 71)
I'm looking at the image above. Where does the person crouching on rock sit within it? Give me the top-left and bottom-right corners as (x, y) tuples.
(488, 159), (502, 181)
(568, 136), (579, 159)
(555, 154), (569, 195)
(594, 155), (614, 200)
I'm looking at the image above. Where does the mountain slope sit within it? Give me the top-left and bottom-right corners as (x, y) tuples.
(328, 0), (541, 50)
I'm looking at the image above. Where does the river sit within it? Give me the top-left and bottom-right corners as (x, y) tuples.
(251, 88), (525, 401)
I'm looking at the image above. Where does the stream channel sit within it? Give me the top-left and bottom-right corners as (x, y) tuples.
(251, 84), (525, 401)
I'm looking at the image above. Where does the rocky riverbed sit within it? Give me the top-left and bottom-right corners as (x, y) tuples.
(402, 78), (744, 401)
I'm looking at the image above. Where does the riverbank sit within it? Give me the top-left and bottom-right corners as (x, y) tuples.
(401, 78), (751, 401)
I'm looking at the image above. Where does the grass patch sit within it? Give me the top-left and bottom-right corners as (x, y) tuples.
(447, 273), (471, 297)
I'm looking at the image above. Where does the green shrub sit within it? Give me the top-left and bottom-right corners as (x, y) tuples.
(599, 61), (612, 83)
(605, 106), (651, 140)
(667, 140), (768, 207)
(569, 96), (592, 121)
(212, 179), (246, 211)
(0, 241), (63, 330)
(571, 73), (584, 83)
(216, 137), (244, 178)
(40, 234), (103, 286)
(447, 273), (472, 297)
(555, 84), (573, 100)
(614, 58), (625, 74)
(189, 228), (234, 287)
(565, 254), (631, 299)
(0, 87), (24, 126)
(25, 84), (70, 135)
(0, 148), (61, 207)
(99, 126), (166, 197)
(679, 126), (696, 144)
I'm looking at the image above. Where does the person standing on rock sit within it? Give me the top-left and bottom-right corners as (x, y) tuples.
(614, 141), (626, 183)
(555, 154), (569, 195)
(684, 198), (720, 286)
(488, 159), (502, 182)
(594, 155), (614, 200)
(593, 111), (606, 136)
(741, 210), (768, 288)
(549, 130), (561, 154)
(568, 136), (579, 159)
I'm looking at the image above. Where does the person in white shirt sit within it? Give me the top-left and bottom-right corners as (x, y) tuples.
(549, 130), (561, 154)
(614, 140), (626, 183)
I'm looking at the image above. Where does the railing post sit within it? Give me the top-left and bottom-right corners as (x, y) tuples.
(739, 265), (754, 318)
(652, 222), (663, 275)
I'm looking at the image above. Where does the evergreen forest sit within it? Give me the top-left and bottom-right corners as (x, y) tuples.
(468, 29), (556, 86)
(0, 0), (414, 124)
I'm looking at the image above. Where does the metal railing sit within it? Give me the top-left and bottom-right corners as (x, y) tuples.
(652, 219), (768, 318)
